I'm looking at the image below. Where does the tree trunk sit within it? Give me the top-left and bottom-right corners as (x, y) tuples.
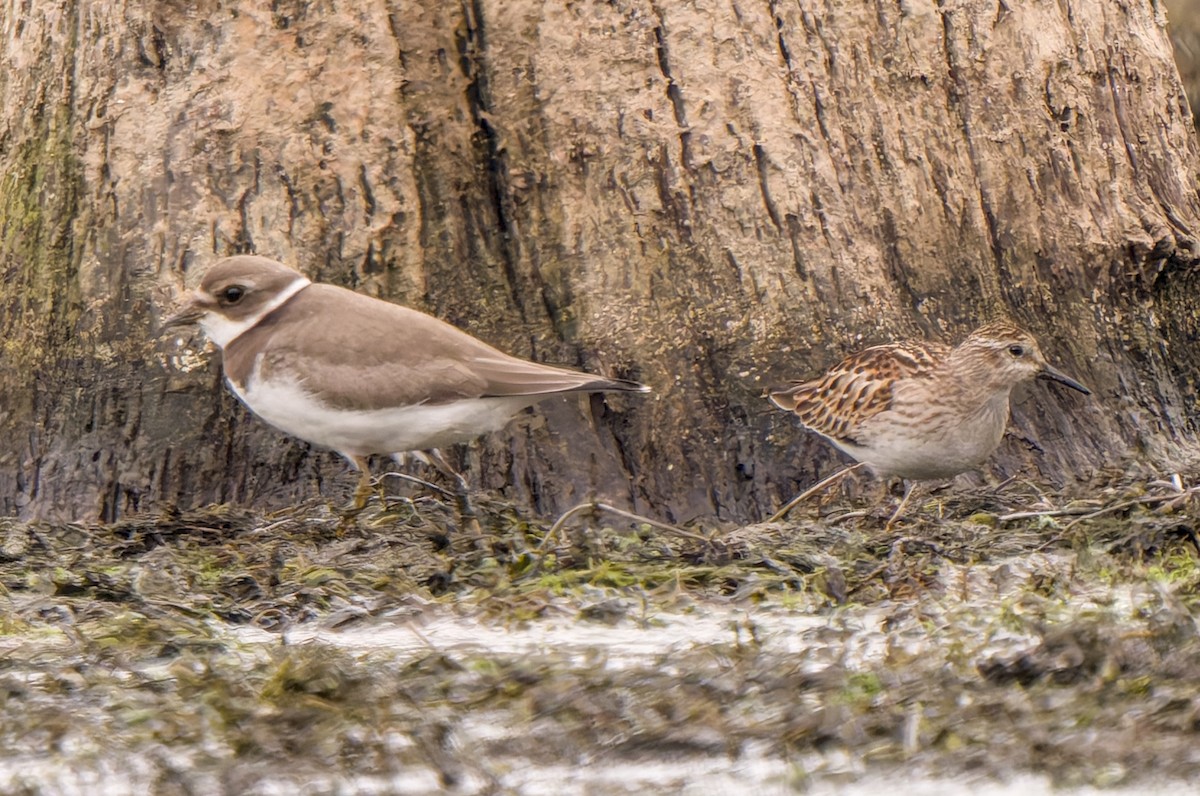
(1, 0), (1197, 524)
(1166, 0), (1200, 129)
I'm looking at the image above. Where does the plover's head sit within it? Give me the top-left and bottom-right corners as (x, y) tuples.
(162, 256), (312, 347)
(955, 321), (1090, 395)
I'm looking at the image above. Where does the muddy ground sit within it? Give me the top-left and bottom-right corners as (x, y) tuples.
(2, 471), (1200, 795)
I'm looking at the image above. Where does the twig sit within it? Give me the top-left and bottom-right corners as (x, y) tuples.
(253, 517), (301, 535)
(525, 502), (719, 578)
(1004, 484), (1200, 550)
(375, 471), (454, 498)
(767, 463), (864, 523)
(1062, 487), (1200, 531)
(537, 502), (710, 555)
(536, 503), (596, 554)
(1000, 483), (1200, 526)
(997, 507), (1098, 523)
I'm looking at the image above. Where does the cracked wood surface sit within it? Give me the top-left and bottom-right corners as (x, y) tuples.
(0, 0), (1198, 523)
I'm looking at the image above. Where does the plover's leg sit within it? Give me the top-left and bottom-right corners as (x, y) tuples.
(424, 448), (480, 534)
(345, 454), (374, 511)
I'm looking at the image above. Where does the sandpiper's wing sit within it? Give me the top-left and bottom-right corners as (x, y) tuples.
(224, 283), (645, 412)
(769, 341), (948, 442)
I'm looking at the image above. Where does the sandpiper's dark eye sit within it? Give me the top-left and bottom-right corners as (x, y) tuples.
(1008, 345), (1025, 357)
(219, 286), (246, 305)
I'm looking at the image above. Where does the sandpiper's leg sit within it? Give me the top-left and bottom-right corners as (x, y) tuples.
(425, 448), (481, 535)
(767, 463), (864, 523)
(885, 480), (916, 531)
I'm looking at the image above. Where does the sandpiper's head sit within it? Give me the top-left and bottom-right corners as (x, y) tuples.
(956, 321), (1090, 395)
(161, 256), (312, 348)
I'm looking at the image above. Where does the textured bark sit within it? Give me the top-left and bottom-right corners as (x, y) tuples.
(1, 0), (1198, 524)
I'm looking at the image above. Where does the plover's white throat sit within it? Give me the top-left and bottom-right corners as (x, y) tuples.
(163, 255), (649, 509)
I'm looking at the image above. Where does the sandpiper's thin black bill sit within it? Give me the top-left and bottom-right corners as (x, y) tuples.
(1038, 366), (1091, 395)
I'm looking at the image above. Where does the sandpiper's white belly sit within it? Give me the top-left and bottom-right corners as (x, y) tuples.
(230, 374), (536, 457)
(838, 392), (1011, 480)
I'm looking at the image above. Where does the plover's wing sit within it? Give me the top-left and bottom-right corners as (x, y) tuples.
(226, 283), (644, 412)
(769, 341), (948, 442)
(467, 355), (647, 397)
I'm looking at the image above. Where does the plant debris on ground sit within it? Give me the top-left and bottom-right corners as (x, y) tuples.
(2, 472), (1200, 794)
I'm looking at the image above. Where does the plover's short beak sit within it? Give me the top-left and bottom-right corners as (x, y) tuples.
(160, 296), (205, 335)
(1038, 365), (1090, 395)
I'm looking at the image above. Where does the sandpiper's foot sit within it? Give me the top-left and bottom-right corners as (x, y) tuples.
(884, 481), (917, 532)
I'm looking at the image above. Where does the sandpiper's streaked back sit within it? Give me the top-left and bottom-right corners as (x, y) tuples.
(769, 321), (1090, 522)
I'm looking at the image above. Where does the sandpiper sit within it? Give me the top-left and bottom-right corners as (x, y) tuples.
(769, 321), (1090, 524)
(162, 255), (649, 513)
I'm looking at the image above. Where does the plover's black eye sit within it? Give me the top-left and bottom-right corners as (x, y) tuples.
(1008, 345), (1025, 357)
(219, 286), (246, 305)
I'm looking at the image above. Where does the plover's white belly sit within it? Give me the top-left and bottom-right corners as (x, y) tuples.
(230, 375), (537, 456)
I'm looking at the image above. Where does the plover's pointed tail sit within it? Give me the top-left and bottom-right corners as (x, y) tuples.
(574, 375), (650, 394)
(473, 355), (650, 397)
